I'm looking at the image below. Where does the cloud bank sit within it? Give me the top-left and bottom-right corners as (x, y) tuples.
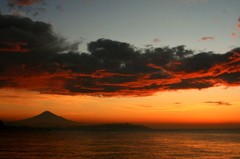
(0, 14), (240, 96)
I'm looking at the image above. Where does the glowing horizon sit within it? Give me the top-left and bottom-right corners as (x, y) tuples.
(1, 85), (240, 128)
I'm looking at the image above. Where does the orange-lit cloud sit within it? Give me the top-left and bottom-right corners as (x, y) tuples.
(0, 42), (30, 53)
(0, 14), (240, 97)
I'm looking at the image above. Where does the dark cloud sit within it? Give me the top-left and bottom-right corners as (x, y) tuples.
(204, 101), (232, 106)
(0, 14), (79, 53)
(0, 14), (240, 96)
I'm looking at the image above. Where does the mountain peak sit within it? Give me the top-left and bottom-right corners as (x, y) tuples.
(41, 111), (55, 115)
(36, 111), (59, 119)
(6, 111), (81, 128)
(36, 111), (63, 119)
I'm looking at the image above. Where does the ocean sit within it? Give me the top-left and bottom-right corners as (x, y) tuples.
(1, 130), (240, 159)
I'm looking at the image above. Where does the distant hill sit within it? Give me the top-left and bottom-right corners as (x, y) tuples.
(5, 111), (81, 128)
(76, 123), (151, 131)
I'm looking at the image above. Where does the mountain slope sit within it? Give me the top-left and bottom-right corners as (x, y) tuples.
(6, 111), (81, 128)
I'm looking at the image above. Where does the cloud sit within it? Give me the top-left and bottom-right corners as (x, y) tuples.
(0, 41), (30, 52)
(199, 36), (214, 41)
(6, 0), (46, 16)
(231, 32), (238, 38)
(153, 38), (161, 44)
(0, 14), (240, 96)
(180, 0), (208, 4)
(204, 101), (232, 106)
(56, 4), (63, 11)
(8, 0), (43, 6)
(237, 17), (240, 30)
(230, 18), (240, 39)
(174, 102), (181, 104)
(137, 105), (154, 108)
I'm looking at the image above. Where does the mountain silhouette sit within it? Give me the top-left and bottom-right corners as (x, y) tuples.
(6, 111), (81, 128)
(4, 111), (151, 131)
(0, 120), (4, 129)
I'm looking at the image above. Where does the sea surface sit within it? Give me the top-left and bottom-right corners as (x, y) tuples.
(1, 130), (240, 159)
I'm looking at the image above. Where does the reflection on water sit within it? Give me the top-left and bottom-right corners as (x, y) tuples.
(1, 130), (240, 159)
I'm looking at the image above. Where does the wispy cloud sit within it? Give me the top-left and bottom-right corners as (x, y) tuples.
(204, 101), (232, 106)
(231, 32), (239, 39)
(174, 102), (181, 105)
(230, 17), (240, 39)
(137, 105), (154, 108)
(153, 38), (161, 44)
(199, 36), (214, 41)
(180, 0), (208, 5)
(237, 17), (240, 31)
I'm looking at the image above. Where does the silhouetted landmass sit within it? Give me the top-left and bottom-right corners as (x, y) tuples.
(74, 123), (152, 131)
(2, 111), (240, 131)
(0, 120), (4, 129)
(3, 111), (151, 131)
(2, 123), (152, 132)
(5, 111), (81, 128)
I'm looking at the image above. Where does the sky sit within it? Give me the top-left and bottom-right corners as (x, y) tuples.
(0, 0), (240, 128)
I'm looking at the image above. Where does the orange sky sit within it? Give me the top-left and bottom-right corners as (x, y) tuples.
(0, 85), (239, 128)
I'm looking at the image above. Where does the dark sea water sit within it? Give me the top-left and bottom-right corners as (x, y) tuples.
(1, 130), (240, 159)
